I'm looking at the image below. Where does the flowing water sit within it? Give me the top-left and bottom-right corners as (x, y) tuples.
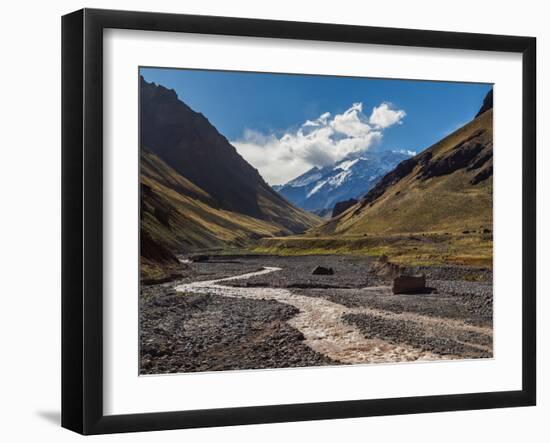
(174, 266), (490, 364)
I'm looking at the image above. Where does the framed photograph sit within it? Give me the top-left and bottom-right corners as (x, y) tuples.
(62, 8), (536, 434)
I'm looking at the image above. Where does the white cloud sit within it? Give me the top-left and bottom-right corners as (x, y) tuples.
(395, 149), (417, 156)
(369, 102), (406, 129)
(232, 102), (405, 185)
(303, 112), (331, 127)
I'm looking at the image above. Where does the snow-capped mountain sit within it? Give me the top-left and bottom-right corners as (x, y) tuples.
(273, 150), (413, 213)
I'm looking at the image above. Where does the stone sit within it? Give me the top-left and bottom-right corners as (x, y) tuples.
(392, 275), (426, 294)
(311, 266), (334, 275)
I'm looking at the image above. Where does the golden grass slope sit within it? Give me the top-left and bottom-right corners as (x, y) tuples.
(314, 110), (493, 236)
(254, 232), (493, 267)
(141, 149), (319, 254)
(254, 110), (494, 267)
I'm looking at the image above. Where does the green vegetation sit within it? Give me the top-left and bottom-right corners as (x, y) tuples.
(140, 259), (178, 283)
(253, 232), (492, 267)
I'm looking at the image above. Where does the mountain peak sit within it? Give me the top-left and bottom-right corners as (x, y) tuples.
(140, 77), (319, 233)
(475, 89), (493, 118)
(313, 109), (493, 236)
(275, 150), (413, 212)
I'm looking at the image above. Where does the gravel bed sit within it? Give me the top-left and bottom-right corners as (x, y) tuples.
(295, 287), (492, 327)
(140, 288), (335, 374)
(344, 313), (493, 359)
(222, 255), (385, 288)
(408, 265), (493, 283)
(140, 255), (493, 373)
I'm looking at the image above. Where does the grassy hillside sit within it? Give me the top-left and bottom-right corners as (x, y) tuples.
(255, 108), (493, 267)
(254, 232), (493, 267)
(140, 77), (319, 233)
(140, 149), (320, 278)
(316, 109), (493, 236)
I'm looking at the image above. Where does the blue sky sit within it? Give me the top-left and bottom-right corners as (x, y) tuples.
(141, 67), (492, 185)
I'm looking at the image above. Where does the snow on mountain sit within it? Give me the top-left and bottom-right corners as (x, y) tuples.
(334, 158), (361, 171)
(283, 169), (323, 188)
(274, 150), (413, 212)
(307, 179), (329, 198)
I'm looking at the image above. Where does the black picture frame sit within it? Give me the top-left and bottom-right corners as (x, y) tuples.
(62, 8), (537, 435)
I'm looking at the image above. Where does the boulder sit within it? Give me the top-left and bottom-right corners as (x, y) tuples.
(392, 275), (426, 294)
(311, 266), (334, 275)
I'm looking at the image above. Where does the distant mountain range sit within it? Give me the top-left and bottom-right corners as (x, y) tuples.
(139, 75), (494, 276)
(139, 77), (319, 277)
(273, 150), (412, 213)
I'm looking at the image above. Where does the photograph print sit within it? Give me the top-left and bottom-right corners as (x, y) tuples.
(139, 67), (494, 375)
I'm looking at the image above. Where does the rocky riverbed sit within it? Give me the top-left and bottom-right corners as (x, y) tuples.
(140, 255), (493, 374)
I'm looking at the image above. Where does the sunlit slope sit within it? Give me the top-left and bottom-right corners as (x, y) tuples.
(313, 109), (493, 236)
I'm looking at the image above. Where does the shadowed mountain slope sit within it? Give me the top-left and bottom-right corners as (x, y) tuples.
(140, 149), (303, 270)
(140, 76), (318, 233)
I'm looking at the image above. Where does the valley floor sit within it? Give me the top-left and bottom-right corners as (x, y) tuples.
(139, 255), (492, 374)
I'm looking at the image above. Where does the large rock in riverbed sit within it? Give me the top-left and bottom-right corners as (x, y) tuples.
(392, 275), (426, 294)
(311, 266), (334, 275)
